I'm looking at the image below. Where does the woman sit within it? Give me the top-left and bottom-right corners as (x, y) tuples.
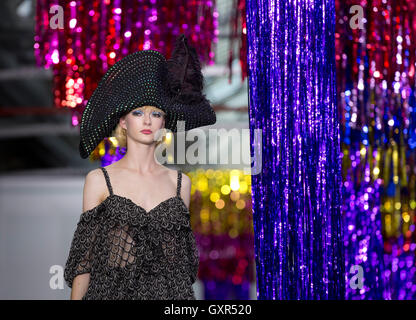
(64, 34), (216, 300)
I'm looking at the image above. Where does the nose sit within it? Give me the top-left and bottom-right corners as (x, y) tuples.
(143, 111), (152, 125)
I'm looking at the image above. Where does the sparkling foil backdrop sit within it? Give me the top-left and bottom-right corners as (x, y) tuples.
(188, 169), (255, 300)
(336, 0), (416, 299)
(227, 0), (248, 83)
(246, 0), (345, 299)
(34, 0), (218, 159)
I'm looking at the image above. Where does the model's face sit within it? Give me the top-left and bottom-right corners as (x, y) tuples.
(120, 105), (165, 145)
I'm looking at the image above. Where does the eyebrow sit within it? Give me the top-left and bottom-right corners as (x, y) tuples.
(133, 109), (165, 114)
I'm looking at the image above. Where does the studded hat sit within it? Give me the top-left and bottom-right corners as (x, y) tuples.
(78, 34), (216, 159)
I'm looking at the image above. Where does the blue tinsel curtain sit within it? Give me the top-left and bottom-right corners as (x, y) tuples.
(246, 0), (345, 299)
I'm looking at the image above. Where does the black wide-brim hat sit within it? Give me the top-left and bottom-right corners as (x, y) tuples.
(79, 34), (216, 159)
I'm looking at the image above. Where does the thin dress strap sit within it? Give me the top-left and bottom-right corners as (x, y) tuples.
(176, 170), (182, 198)
(100, 167), (113, 196)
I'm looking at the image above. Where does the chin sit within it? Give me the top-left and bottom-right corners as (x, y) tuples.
(139, 138), (156, 145)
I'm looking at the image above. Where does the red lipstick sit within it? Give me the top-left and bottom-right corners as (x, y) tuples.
(140, 129), (152, 134)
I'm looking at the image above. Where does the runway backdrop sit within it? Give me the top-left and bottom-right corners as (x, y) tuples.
(34, 0), (416, 299)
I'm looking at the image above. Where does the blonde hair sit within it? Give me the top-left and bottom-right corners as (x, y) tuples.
(112, 106), (166, 149)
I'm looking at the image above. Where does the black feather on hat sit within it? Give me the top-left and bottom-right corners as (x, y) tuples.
(166, 34), (206, 105)
(160, 33), (216, 133)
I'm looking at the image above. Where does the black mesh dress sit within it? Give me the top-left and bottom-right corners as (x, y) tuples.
(64, 167), (199, 300)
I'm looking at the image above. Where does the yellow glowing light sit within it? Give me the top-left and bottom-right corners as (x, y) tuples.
(99, 145), (105, 156)
(410, 201), (416, 210)
(210, 192), (220, 203)
(197, 177), (208, 191)
(239, 181), (248, 193)
(384, 201), (391, 211)
(393, 176), (399, 184)
(360, 147), (366, 156)
(385, 214), (391, 226)
(373, 167), (380, 175)
(402, 213), (410, 223)
(215, 199), (225, 209)
(230, 170), (240, 191)
(229, 228), (238, 238)
(109, 137), (118, 146)
(200, 208), (210, 223)
(395, 202), (401, 210)
(221, 184), (231, 195)
(206, 169), (214, 179)
(230, 179), (240, 191)
(165, 132), (172, 144)
(168, 154), (174, 163)
(214, 170), (223, 179)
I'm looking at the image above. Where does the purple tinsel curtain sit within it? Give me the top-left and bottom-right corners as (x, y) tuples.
(246, 0), (345, 299)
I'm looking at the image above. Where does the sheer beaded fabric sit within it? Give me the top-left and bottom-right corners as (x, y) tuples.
(64, 167), (199, 300)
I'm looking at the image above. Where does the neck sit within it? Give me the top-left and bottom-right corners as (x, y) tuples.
(118, 142), (162, 174)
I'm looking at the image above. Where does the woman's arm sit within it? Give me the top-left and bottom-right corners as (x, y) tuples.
(70, 169), (106, 300)
(70, 273), (90, 300)
(180, 172), (199, 283)
(180, 172), (192, 209)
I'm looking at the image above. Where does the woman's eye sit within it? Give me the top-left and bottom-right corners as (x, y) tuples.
(152, 112), (162, 117)
(133, 110), (143, 116)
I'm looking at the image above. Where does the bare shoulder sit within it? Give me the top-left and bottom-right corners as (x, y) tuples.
(85, 167), (106, 188)
(165, 167), (190, 187)
(175, 169), (191, 209)
(180, 170), (191, 189)
(82, 168), (107, 213)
